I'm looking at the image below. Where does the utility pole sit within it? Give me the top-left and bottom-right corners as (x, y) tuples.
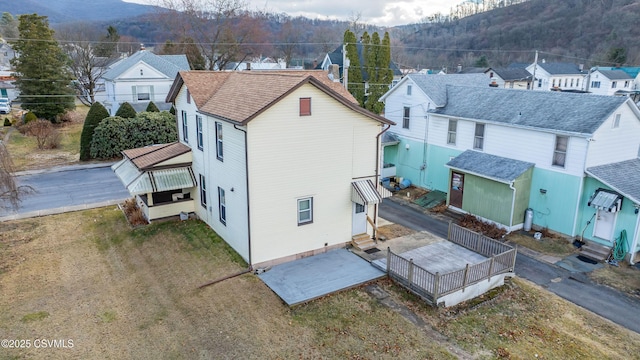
(530, 50), (538, 91)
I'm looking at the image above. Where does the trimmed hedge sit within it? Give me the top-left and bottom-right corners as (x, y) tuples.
(115, 102), (137, 118)
(79, 102), (110, 161)
(145, 101), (159, 112)
(90, 111), (178, 159)
(24, 111), (37, 124)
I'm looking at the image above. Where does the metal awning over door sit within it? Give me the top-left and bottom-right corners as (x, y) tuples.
(588, 188), (623, 213)
(351, 179), (392, 205)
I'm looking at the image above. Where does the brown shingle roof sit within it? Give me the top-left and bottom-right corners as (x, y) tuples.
(122, 142), (191, 170)
(167, 70), (393, 125)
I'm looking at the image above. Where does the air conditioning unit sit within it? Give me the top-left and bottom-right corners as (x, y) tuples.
(172, 193), (184, 201)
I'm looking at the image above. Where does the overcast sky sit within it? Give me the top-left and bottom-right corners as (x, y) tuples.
(124, 0), (466, 27)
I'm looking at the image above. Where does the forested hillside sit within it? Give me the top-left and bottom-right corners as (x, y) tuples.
(393, 0), (640, 70)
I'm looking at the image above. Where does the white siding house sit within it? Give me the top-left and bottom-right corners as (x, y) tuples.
(383, 81), (640, 263)
(586, 69), (635, 96)
(525, 62), (586, 91)
(102, 50), (190, 115)
(167, 70), (393, 267)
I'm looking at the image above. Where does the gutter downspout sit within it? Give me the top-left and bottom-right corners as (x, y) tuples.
(630, 206), (640, 265)
(374, 124), (392, 239)
(571, 137), (592, 237)
(509, 181), (517, 230)
(234, 124), (252, 269)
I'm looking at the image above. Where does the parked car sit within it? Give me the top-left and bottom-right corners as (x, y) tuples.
(0, 98), (10, 114)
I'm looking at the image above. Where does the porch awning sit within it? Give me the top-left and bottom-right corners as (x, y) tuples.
(588, 189), (623, 213)
(113, 158), (196, 196)
(351, 179), (391, 205)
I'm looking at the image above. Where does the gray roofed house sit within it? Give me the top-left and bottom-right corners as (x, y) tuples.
(586, 159), (640, 204)
(587, 68), (637, 97)
(535, 62), (585, 75)
(486, 67), (533, 89)
(446, 150), (535, 183)
(431, 85), (627, 136)
(525, 62), (587, 91)
(101, 49), (190, 116)
(597, 69), (634, 81)
(392, 73), (490, 107)
(103, 51), (189, 81)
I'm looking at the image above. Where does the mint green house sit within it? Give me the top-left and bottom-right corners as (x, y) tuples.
(381, 74), (640, 264)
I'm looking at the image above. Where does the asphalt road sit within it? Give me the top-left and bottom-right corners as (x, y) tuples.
(380, 199), (640, 334)
(0, 165), (130, 220)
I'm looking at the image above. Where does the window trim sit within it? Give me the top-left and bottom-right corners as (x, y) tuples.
(474, 123), (485, 150)
(182, 111), (188, 142)
(299, 97), (311, 116)
(447, 119), (457, 145)
(196, 115), (203, 150)
(402, 106), (410, 129)
(215, 122), (223, 161)
(297, 197), (313, 225)
(552, 135), (568, 168)
(613, 114), (621, 128)
(406, 84), (412, 96)
(218, 187), (226, 226)
(199, 174), (207, 208)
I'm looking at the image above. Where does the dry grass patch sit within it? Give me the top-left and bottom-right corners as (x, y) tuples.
(590, 262), (640, 298)
(377, 223), (417, 240)
(0, 208), (456, 359)
(393, 185), (428, 201)
(380, 278), (640, 359)
(506, 232), (577, 257)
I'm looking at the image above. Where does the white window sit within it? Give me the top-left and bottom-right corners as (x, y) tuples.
(182, 111), (188, 142)
(570, 78), (574, 87)
(564, 78), (568, 87)
(474, 123), (485, 150)
(553, 135), (568, 167)
(624, 81), (630, 88)
(612, 81), (617, 89)
(218, 187), (226, 225)
(215, 122), (223, 161)
(576, 78), (580, 88)
(613, 114), (621, 128)
(199, 174), (207, 208)
(402, 106), (410, 129)
(297, 198), (313, 225)
(552, 79), (556, 87)
(355, 203), (365, 213)
(133, 85), (152, 101)
(538, 79), (542, 88)
(196, 115), (203, 150)
(447, 119), (457, 145)
(591, 81), (601, 88)
(407, 84), (412, 96)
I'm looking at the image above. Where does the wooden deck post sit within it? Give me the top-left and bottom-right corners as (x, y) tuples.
(386, 247), (391, 274)
(447, 221), (452, 240)
(433, 272), (440, 305)
(407, 259), (414, 287)
(462, 263), (470, 292)
(488, 256), (495, 282)
(511, 247), (518, 272)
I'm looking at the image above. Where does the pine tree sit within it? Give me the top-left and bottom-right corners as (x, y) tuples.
(79, 102), (109, 161)
(94, 25), (120, 58)
(115, 102), (136, 118)
(145, 101), (159, 112)
(11, 14), (75, 122)
(344, 29), (364, 106)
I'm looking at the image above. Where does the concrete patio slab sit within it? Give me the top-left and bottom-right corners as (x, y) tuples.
(258, 248), (385, 306)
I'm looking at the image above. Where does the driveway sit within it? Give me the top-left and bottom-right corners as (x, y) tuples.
(380, 198), (640, 334)
(0, 164), (130, 221)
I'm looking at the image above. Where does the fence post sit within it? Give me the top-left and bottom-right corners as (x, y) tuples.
(447, 221), (452, 240)
(488, 256), (495, 281)
(462, 263), (470, 292)
(408, 259), (414, 287)
(433, 272), (440, 305)
(511, 247), (517, 272)
(386, 247), (391, 274)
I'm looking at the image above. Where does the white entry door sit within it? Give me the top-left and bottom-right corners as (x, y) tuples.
(352, 203), (367, 236)
(593, 210), (616, 241)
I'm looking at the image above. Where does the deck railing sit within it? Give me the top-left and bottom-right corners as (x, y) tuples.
(386, 222), (517, 306)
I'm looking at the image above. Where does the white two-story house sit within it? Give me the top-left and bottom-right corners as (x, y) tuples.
(166, 70), (393, 268)
(587, 68), (635, 96)
(102, 49), (190, 115)
(383, 79), (640, 264)
(526, 61), (586, 91)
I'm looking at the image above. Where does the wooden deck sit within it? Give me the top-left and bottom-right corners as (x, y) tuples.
(372, 241), (488, 274)
(258, 249), (385, 306)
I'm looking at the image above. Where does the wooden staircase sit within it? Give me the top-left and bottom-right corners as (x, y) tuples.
(579, 242), (611, 262)
(351, 233), (377, 251)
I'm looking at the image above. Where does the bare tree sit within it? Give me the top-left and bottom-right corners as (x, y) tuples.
(158, 0), (262, 70)
(0, 141), (32, 210)
(57, 24), (118, 106)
